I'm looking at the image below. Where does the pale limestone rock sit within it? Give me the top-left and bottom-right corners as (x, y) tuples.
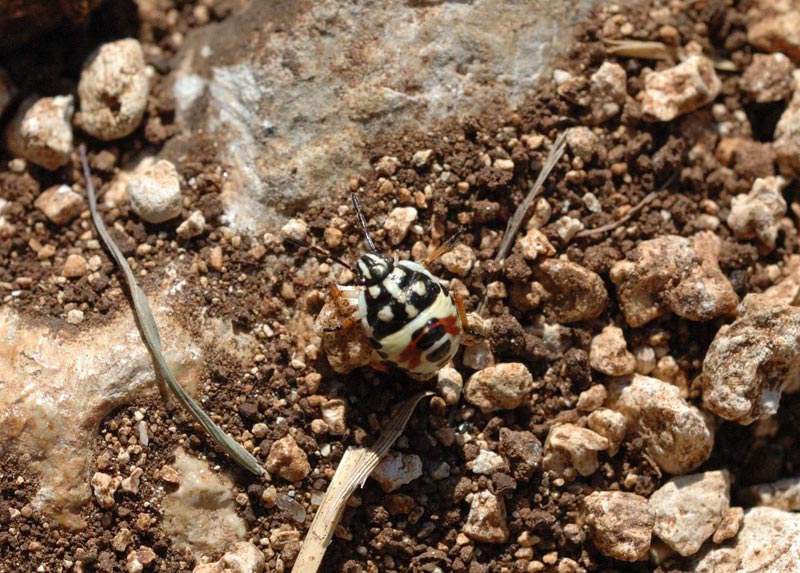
(584, 491), (654, 562)
(463, 490), (509, 544)
(62, 254), (88, 278)
(34, 184), (84, 225)
(128, 159), (183, 224)
(91, 471), (121, 509)
(436, 366), (463, 406)
(552, 215), (585, 243)
(517, 227), (556, 261)
(126, 546), (156, 573)
(440, 243), (475, 276)
(371, 451), (422, 492)
(280, 218), (308, 243)
(689, 507), (800, 573)
(649, 470), (730, 556)
(586, 408), (627, 457)
(412, 148), (433, 167)
(727, 176), (787, 252)
(712, 507), (744, 544)
(615, 374), (713, 474)
(740, 53), (794, 103)
(641, 55), (721, 122)
(543, 423), (609, 477)
(162, 449), (246, 558)
(589, 325), (635, 376)
(536, 259), (608, 323)
(590, 61), (627, 123)
(471, 449), (508, 475)
(464, 362), (535, 413)
(192, 541), (265, 573)
(113, 528), (134, 552)
(78, 39), (149, 140)
(385, 206), (417, 245)
(120, 467), (144, 495)
(747, 1), (800, 63)
(0, 304), (201, 529)
(565, 126), (598, 163)
(19, 95), (74, 170)
(67, 309), (85, 325)
(177, 210), (206, 239)
(576, 384), (607, 412)
(739, 476), (800, 511)
(634, 345), (657, 375)
(610, 234), (737, 327)
(320, 398), (347, 436)
(265, 436), (311, 482)
(315, 297), (372, 374)
(461, 339), (495, 370)
(702, 298), (800, 424)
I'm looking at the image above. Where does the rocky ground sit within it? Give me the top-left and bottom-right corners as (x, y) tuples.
(2, 0), (800, 572)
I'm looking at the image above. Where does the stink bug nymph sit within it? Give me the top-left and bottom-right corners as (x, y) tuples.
(293, 193), (479, 381)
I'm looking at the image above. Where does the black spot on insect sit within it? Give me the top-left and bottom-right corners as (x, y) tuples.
(413, 318), (446, 351)
(427, 339), (452, 363)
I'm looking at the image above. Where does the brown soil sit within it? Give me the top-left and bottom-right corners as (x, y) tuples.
(1, 1), (799, 573)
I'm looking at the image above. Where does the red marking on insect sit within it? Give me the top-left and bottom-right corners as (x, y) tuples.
(398, 315), (460, 369)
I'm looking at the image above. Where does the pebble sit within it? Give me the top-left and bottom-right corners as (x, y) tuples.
(517, 227), (556, 261)
(565, 126), (598, 163)
(774, 72), (800, 175)
(461, 339), (495, 370)
(535, 259), (608, 323)
(727, 175), (787, 252)
(702, 300), (800, 424)
(160, 465), (181, 484)
(385, 206), (417, 245)
(315, 298), (373, 373)
(589, 61), (627, 124)
(747, 2), (800, 64)
(543, 423), (609, 477)
(499, 428), (543, 471)
(411, 149), (433, 167)
(649, 470), (730, 556)
(34, 184), (84, 225)
(113, 528), (133, 552)
(370, 451), (423, 492)
(712, 506), (744, 544)
(120, 467), (144, 495)
(739, 476), (800, 511)
(436, 366), (463, 405)
(464, 362), (535, 413)
(740, 53), (794, 103)
(633, 345), (656, 374)
(128, 159), (183, 224)
(586, 408), (627, 457)
(641, 55), (721, 122)
(576, 384), (607, 412)
(611, 234), (738, 327)
(66, 309), (85, 325)
(615, 374), (713, 474)
(280, 218), (308, 242)
(440, 243), (475, 276)
(77, 39), (149, 140)
(265, 436), (311, 482)
(176, 210), (206, 239)
(583, 491), (654, 562)
(17, 95), (75, 170)
(192, 541), (264, 573)
(320, 398), (347, 436)
(552, 215), (585, 243)
(463, 490), (509, 544)
(62, 254), (89, 278)
(589, 325), (635, 376)
(91, 471), (121, 509)
(471, 449), (508, 475)
(126, 546), (156, 573)
(374, 155), (400, 176)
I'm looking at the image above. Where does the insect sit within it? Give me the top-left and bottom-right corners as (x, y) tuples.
(291, 193), (480, 381)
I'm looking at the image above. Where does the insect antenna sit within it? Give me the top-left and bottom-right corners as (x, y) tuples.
(424, 225), (467, 267)
(284, 236), (355, 272)
(351, 192), (378, 252)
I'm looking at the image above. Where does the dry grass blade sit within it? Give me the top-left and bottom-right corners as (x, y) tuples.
(292, 391), (433, 573)
(575, 190), (659, 238)
(79, 145), (264, 476)
(604, 39), (679, 61)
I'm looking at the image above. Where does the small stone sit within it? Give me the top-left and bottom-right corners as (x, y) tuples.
(552, 215), (585, 243)
(740, 53), (794, 103)
(517, 228), (556, 261)
(126, 546), (156, 573)
(471, 449), (507, 475)
(19, 95), (74, 170)
(584, 491), (654, 562)
(464, 362), (535, 413)
(160, 465), (181, 484)
(62, 254), (89, 278)
(251, 423), (268, 439)
(739, 476), (800, 511)
(436, 366), (463, 405)
(91, 471), (121, 509)
(385, 207), (417, 245)
(649, 470), (731, 556)
(586, 408), (627, 457)
(371, 451), (422, 492)
(712, 507), (744, 544)
(374, 155), (400, 176)
(463, 490), (509, 544)
(615, 374), (713, 474)
(34, 184), (84, 225)
(589, 325), (635, 376)
(543, 424), (609, 477)
(461, 339), (495, 370)
(67, 309), (85, 325)
(324, 227), (342, 248)
(280, 218), (308, 242)
(565, 126), (598, 163)
(260, 486), (278, 508)
(536, 259), (608, 323)
(494, 158), (515, 171)
(209, 246), (224, 272)
(316, 299), (373, 374)
(641, 55), (721, 122)
(128, 160), (183, 224)
(192, 542), (264, 573)
(576, 384), (607, 412)
(633, 345), (656, 375)
(78, 39), (149, 140)
(440, 243), (475, 276)
(320, 398), (347, 436)
(176, 210), (206, 239)
(727, 176), (787, 252)
(412, 149), (433, 167)
(265, 436), (311, 482)
(112, 528), (133, 552)
(747, 2), (800, 64)
(120, 467), (144, 495)
(499, 428), (543, 472)
(774, 71), (800, 175)
(589, 61), (627, 123)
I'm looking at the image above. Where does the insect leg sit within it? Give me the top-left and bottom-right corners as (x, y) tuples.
(453, 292), (485, 339)
(424, 226), (467, 268)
